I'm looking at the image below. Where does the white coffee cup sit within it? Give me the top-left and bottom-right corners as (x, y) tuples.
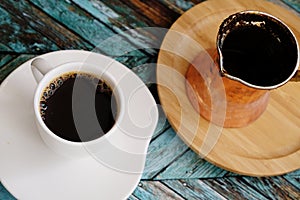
(31, 52), (158, 173)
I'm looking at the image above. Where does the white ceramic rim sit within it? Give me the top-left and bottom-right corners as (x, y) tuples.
(33, 61), (124, 147)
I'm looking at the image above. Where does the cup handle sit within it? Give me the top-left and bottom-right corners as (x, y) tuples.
(31, 58), (53, 83)
(290, 70), (300, 82)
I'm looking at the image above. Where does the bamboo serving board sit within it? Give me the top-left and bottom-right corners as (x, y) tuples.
(157, 0), (300, 176)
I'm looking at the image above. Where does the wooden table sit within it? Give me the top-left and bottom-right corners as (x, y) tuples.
(0, 0), (299, 199)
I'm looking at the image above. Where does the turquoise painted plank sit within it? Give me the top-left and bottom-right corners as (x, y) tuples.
(127, 194), (140, 200)
(285, 169), (300, 177)
(282, 0), (300, 12)
(155, 149), (228, 180)
(72, 0), (158, 55)
(0, 183), (15, 200)
(29, 0), (113, 44)
(285, 176), (300, 190)
(0, 5), (59, 53)
(242, 176), (300, 199)
(131, 63), (157, 85)
(146, 84), (171, 139)
(270, 176), (300, 199)
(1, 0), (92, 51)
(130, 63), (171, 138)
(0, 55), (17, 69)
(284, 170), (300, 191)
(29, 0), (146, 58)
(151, 106), (170, 139)
(0, 54), (36, 83)
(120, 0), (180, 27)
(163, 179), (226, 200)
(157, 0), (196, 13)
(0, 44), (13, 52)
(88, 0), (150, 27)
(142, 128), (189, 179)
(132, 181), (185, 200)
(29, 0), (152, 70)
(203, 177), (269, 200)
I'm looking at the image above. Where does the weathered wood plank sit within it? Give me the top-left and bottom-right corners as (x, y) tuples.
(163, 179), (226, 200)
(147, 83), (171, 139)
(95, 0), (151, 27)
(284, 176), (300, 190)
(142, 128), (189, 179)
(127, 194), (140, 200)
(282, 0), (300, 12)
(266, 0), (300, 17)
(0, 5), (59, 53)
(132, 181), (185, 200)
(29, 0), (113, 45)
(0, 54), (36, 83)
(241, 176), (300, 200)
(0, 54), (17, 69)
(155, 149), (228, 180)
(122, 0), (180, 27)
(29, 0), (144, 56)
(157, 0), (197, 14)
(0, 0), (92, 51)
(72, 0), (158, 55)
(285, 169), (300, 177)
(29, 0), (153, 70)
(203, 177), (269, 200)
(0, 44), (13, 52)
(0, 183), (15, 200)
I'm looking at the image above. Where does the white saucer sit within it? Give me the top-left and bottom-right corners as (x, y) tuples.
(0, 50), (157, 200)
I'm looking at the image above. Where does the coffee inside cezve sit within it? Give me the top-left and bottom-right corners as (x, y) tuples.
(221, 18), (298, 87)
(40, 73), (117, 142)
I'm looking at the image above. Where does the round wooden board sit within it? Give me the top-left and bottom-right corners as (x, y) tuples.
(157, 0), (300, 176)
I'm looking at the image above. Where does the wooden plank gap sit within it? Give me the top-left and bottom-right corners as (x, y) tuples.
(70, 0), (158, 56)
(150, 148), (190, 180)
(142, 128), (189, 179)
(133, 181), (185, 200)
(162, 179), (227, 200)
(283, 176), (300, 191)
(25, 0), (94, 49)
(204, 177), (269, 200)
(160, 180), (190, 199)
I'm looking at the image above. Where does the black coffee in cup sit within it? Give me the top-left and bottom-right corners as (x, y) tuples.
(219, 12), (298, 87)
(40, 72), (117, 142)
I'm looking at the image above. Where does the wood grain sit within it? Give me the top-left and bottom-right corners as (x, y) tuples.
(285, 176), (300, 191)
(205, 177), (270, 199)
(0, 0), (92, 51)
(0, 4), (59, 53)
(122, 0), (180, 27)
(142, 128), (189, 179)
(241, 176), (300, 199)
(156, 149), (228, 179)
(28, 0), (148, 67)
(162, 179), (226, 200)
(72, 0), (158, 55)
(0, 0), (299, 199)
(157, 0), (300, 176)
(133, 181), (185, 200)
(0, 55), (17, 69)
